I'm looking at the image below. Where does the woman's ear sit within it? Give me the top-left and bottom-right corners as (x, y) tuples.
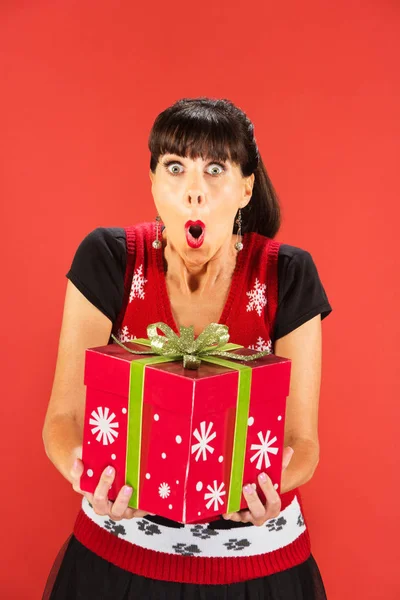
(241, 173), (255, 208)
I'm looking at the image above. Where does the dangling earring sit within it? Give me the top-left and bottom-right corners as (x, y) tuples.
(152, 215), (162, 249)
(234, 208), (243, 251)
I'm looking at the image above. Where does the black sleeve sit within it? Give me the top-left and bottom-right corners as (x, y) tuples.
(66, 227), (127, 323)
(273, 244), (333, 341)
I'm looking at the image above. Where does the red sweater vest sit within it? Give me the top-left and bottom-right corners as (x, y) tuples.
(73, 222), (311, 584)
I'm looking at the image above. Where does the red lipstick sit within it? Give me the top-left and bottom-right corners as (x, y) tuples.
(185, 220), (206, 248)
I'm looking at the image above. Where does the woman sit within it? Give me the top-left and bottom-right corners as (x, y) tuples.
(43, 97), (332, 599)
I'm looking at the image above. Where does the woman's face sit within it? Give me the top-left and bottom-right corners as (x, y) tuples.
(149, 153), (254, 266)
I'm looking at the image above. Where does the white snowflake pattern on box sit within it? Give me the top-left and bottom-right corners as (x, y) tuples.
(248, 337), (272, 353)
(246, 278), (267, 317)
(116, 325), (137, 343)
(250, 430), (279, 469)
(89, 407), (119, 445)
(191, 421), (216, 461)
(129, 264), (148, 302)
(158, 482), (171, 499)
(204, 480), (226, 511)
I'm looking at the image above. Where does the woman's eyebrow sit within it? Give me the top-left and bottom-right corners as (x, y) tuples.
(163, 154), (185, 161)
(163, 154), (228, 165)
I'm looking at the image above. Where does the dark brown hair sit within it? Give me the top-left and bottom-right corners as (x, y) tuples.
(148, 97), (281, 238)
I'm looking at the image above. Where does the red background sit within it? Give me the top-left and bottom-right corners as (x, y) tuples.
(1, 1), (399, 598)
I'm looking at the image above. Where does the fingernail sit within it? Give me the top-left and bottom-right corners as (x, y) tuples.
(243, 484), (253, 494)
(259, 472), (267, 482)
(73, 459), (79, 470)
(106, 466), (114, 476)
(124, 486), (132, 496)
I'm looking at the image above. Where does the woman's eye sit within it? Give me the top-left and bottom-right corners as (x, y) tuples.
(207, 164), (224, 176)
(167, 163), (183, 175)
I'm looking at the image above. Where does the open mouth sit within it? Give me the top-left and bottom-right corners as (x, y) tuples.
(185, 220), (206, 248)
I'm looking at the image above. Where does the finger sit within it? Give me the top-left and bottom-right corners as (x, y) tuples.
(130, 509), (152, 518)
(236, 510), (258, 524)
(109, 486), (133, 519)
(71, 458), (84, 478)
(257, 472), (281, 519)
(282, 446), (294, 471)
(121, 507), (142, 520)
(84, 492), (94, 505)
(242, 483), (267, 525)
(71, 458), (84, 492)
(92, 466), (115, 515)
(110, 508), (153, 522)
(222, 511), (245, 522)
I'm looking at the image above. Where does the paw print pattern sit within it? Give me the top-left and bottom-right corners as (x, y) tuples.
(137, 520), (162, 536)
(297, 512), (305, 527)
(172, 543), (202, 556)
(190, 524), (220, 540)
(104, 519), (126, 537)
(223, 538), (251, 551)
(265, 516), (287, 532)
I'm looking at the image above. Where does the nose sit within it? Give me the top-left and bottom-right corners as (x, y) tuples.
(185, 189), (206, 206)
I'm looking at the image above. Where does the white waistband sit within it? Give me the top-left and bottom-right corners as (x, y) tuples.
(82, 496), (306, 558)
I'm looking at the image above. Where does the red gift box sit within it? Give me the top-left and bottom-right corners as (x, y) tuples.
(80, 333), (291, 524)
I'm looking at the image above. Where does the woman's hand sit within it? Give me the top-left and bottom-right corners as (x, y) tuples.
(222, 446), (294, 526)
(70, 455), (151, 521)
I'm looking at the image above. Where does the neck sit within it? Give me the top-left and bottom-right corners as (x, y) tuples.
(162, 233), (240, 295)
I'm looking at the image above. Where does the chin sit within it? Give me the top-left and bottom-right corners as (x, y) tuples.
(182, 246), (210, 264)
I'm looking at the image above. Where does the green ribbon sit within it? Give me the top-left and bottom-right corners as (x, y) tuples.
(111, 322), (271, 513)
(111, 322), (270, 369)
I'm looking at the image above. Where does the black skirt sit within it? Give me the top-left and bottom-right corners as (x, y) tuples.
(43, 534), (328, 600)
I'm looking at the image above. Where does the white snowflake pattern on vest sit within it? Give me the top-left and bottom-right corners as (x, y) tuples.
(246, 278), (267, 316)
(129, 264), (147, 302)
(116, 325), (137, 343)
(248, 336), (272, 353)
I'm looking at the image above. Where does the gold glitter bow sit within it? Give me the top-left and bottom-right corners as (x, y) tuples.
(111, 322), (271, 370)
